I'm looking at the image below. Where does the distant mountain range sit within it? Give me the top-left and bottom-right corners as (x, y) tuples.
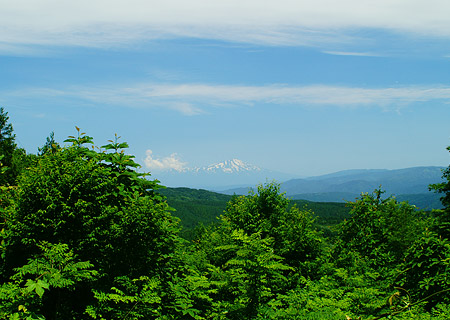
(195, 159), (260, 174)
(219, 166), (446, 210)
(152, 160), (446, 209)
(283, 167), (443, 195)
(153, 158), (298, 189)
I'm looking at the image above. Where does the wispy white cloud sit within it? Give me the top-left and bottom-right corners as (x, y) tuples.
(168, 102), (204, 116)
(1, 1), (450, 52)
(144, 149), (187, 171)
(4, 83), (450, 114)
(82, 83), (450, 109)
(323, 51), (384, 57)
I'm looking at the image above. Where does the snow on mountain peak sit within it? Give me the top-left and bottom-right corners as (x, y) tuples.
(204, 159), (261, 174)
(156, 158), (262, 175)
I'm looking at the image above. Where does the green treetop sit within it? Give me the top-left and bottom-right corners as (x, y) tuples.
(430, 145), (450, 239)
(0, 107), (17, 186)
(1, 129), (181, 319)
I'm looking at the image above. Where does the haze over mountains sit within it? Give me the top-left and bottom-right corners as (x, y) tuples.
(221, 166), (444, 209)
(152, 159), (445, 209)
(153, 158), (298, 189)
(283, 167), (442, 195)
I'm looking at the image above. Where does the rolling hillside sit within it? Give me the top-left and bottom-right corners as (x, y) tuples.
(160, 187), (351, 233)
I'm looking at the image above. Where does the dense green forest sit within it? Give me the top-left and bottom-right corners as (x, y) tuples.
(1, 107), (450, 319)
(160, 188), (351, 239)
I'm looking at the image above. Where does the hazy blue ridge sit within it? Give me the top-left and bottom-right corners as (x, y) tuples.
(281, 166), (444, 195)
(395, 193), (443, 210)
(216, 166), (445, 210)
(217, 186), (255, 195)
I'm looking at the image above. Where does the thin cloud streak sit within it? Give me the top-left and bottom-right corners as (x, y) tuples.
(2, 1), (450, 51)
(323, 51), (384, 57)
(4, 84), (450, 114)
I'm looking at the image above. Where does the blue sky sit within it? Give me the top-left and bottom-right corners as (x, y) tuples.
(1, 0), (450, 177)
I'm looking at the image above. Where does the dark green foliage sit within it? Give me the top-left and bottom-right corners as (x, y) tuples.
(37, 132), (59, 156)
(429, 145), (450, 239)
(7, 145), (170, 277)
(0, 108), (16, 182)
(1, 114), (449, 319)
(160, 188), (232, 234)
(0, 242), (96, 320)
(220, 183), (323, 273)
(1, 128), (180, 319)
(183, 183), (325, 319)
(394, 144), (450, 308)
(334, 189), (426, 271)
(161, 187), (232, 202)
(84, 275), (164, 319)
(161, 187), (351, 239)
(398, 230), (450, 308)
(291, 199), (350, 225)
(430, 146), (450, 209)
(256, 269), (390, 319)
(0, 107), (28, 186)
(328, 187), (450, 317)
(0, 184), (17, 279)
(212, 230), (292, 319)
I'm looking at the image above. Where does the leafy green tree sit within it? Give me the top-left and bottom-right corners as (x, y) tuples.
(2, 129), (181, 319)
(382, 144), (450, 312)
(384, 144), (450, 312)
(0, 242), (97, 320)
(334, 189), (426, 272)
(0, 183), (17, 281)
(430, 145), (450, 239)
(0, 107), (36, 187)
(188, 183), (323, 319)
(38, 132), (59, 156)
(329, 190), (446, 318)
(212, 230), (291, 319)
(0, 107), (17, 186)
(398, 229), (450, 309)
(399, 144), (450, 308)
(257, 267), (390, 320)
(221, 183), (322, 274)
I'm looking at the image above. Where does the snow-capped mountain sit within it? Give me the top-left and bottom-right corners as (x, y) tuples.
(151, 159), (296, 189)
(200, 159), (261, 174)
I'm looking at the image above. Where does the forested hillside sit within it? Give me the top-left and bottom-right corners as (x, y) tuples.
(1, 107), (450, 319)
(161, 187), (351, 232)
